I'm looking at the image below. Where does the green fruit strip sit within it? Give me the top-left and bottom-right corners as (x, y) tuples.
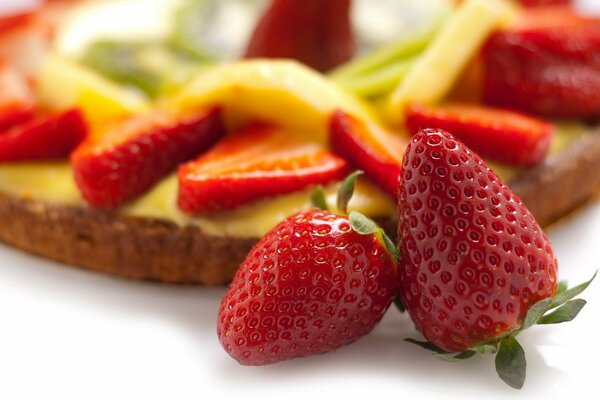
(335, 59), (414, 98)
(329, 12), (449, 98)
(331, 27), (436, 81)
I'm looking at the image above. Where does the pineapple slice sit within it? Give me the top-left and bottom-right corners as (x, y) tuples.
(386, 0), (518, 124)
(166, 60), (381, 142)
(37, 54), (150, 126)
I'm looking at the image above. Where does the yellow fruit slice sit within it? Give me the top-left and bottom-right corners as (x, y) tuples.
(37, 54), (150, 125)
(386, 0), (518, 124)
(166, 60), (380, 142)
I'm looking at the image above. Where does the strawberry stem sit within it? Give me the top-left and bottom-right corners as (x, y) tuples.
(349, 211), (400, 262)
(310, 185), (329, 211)
(337, 170), (363, 215)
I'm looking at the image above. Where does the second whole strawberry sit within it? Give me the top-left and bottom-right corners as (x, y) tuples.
(397, 128), (594, 389)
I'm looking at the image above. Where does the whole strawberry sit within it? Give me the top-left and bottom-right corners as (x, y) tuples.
(217, 173), (398, 365)
(397, 128), (594, 389)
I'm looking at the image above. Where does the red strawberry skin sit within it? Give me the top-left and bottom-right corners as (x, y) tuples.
(329, 110), (407, 198)
(72, 107), (224, 209)
(0, 62), (35, 129)
(397, 129), (558, 352)
(178, 125), (349, 214)
(483, 7), (600, 119)
(405, 103), (553, 166)
(0, 108), (87, 162)
(244, 0), (355, 72)
(217, 209), (397, 365)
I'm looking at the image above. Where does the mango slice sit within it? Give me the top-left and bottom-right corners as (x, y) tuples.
(166, 60), (381, 142)
(37, 54), (150, 125)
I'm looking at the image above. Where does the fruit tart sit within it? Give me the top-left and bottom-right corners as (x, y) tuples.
(0, 0), (599, 285)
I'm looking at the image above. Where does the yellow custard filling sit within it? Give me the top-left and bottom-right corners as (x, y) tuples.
(0, 163), (394, 238)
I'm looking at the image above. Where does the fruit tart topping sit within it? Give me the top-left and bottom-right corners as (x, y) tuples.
(329, 110), (407, 199)
(217, 172), (397, 365)
(178, 124), (349, 214)
(72, 107), (224, 209)
(168, 60), (377, 143)
(0, 108), (87, 163)
(483, 6), (600, 119)
(405, 102), (554, 166)
(0, 61), (36, 129)
(38, 54), (151, 126)
(386, 0), (517, 124)
(397, 128), (594, 389)
(244, 0), (355, 73)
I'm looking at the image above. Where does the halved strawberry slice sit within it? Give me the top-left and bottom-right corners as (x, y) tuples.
(0, 62), (35, 129)
(405, 103), (553, 166)
(72, 107), (224, 209)
(329, 110), (407, 198)
(483, 6), (600, 118)
(244, 0), (354, 73)
(0, 108), (87, 162)
(178, 125), (349, 213)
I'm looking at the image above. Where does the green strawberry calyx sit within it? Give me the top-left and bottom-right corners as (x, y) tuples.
(311, 170), (400, 262)
(406, 271), (597, 390)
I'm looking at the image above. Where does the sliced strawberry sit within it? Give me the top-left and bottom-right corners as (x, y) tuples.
(0, 108), (87, 162)
(0, 62), (35, 129)
(507, 7), (600, 66)
(329, 110), (407, 198)
(244, 0), (355, 73)
(405, 103), (553, 166)
(483, 7), (600, 118)
(72, 108), (224, 209)
(178, 125), (349, 213)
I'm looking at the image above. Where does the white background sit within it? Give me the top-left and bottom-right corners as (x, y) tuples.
(2, 0), (600, 399)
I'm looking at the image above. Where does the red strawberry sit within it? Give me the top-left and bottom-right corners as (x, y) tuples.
(0, 108), (87, 162)
(72, 107), (224, 209)
(0, 62), (35, 129)
(329, 110), (407, 198)
(217, 173), (398, 365)
(483, 7), (600, 118)
(178, 125), (349, 214)
(244, 0), (355, 72)
(397, 128), (594, 389)
(405, 103), (553, 166)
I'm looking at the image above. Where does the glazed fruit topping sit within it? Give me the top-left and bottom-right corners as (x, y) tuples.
(405, 103), (553, 166)
(178, 124), (349, 214)
(0, 108), (87, 162)
(329, 110), (407, 198)
(72, 107), (224, 209)
(483, 6), (600, 119)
